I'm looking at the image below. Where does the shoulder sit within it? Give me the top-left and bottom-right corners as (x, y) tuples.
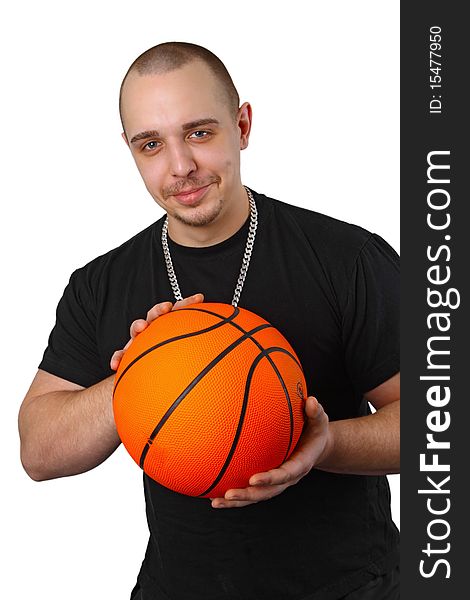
(254, 190), (399, 301)
(254, 190), (378, 261)
(67, 218), (163, 297)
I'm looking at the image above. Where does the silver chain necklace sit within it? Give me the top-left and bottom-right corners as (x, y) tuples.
(161, 185), (258, 307)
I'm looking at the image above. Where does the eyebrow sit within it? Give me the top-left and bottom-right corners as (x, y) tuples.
(130, 118), (220, 144)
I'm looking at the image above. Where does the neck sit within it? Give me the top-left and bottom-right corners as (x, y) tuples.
(167, 185), (250, 247)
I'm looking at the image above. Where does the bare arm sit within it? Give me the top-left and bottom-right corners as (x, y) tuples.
(18, 370), (119, 481)
(315, 373), (400, 475)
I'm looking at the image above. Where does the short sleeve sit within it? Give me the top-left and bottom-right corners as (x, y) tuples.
(38, 269), (106, 387)
(341, 234), (400, 394)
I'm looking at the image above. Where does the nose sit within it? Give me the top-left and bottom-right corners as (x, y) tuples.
(168, 140), (197, 178)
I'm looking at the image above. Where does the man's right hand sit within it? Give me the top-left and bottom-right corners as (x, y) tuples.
(110, 293), (205, 371)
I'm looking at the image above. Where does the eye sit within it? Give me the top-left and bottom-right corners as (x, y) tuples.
(143, 140), (160, 152)
(189, 130), (210, 139)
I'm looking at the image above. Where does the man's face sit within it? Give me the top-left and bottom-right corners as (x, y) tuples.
(120, 61), (250, 229)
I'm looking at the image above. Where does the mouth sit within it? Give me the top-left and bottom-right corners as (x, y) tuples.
(171, 183), (213, 205)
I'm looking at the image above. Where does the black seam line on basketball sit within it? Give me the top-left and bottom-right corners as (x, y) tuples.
(233, 327), (302, 372)
(138, 323), (273, 470)
(179, 306), (279, 348)
(113, 306), (240, 395)
(182, 306), (303, 391)
(173, 306), (239, 320)
(228, 319), (302, 449)
(198, 347), (299, 497)
(173, 308), (302, 378)
(264, 354), (295, 464)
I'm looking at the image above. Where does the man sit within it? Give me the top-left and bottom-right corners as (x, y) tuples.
(18, 42), (400, 599)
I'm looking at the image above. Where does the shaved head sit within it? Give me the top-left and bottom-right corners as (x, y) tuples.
(119, 42), (240, 131)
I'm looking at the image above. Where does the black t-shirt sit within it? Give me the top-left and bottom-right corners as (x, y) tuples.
(39, 190), (400, 600)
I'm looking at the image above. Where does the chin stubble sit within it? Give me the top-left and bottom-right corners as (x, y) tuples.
(172, 196), (224, 227)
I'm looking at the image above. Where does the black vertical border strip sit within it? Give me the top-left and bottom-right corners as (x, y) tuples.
(401, 2), (468, 596)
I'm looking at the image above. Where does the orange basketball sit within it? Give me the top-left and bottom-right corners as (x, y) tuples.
(113, 302), (306, 498)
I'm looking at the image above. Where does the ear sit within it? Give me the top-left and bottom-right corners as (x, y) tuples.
(121, 131), (129, 147)
(237, 102), (252, 150)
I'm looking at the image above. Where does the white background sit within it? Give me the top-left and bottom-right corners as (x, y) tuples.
(1, 1), (399, 597)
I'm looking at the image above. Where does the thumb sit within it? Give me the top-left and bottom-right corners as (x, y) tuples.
(304, 396), (326, 421)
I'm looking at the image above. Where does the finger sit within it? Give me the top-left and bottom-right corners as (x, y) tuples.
(212, 498), (256, 509)
(110, 349), (124, 371)
(226, 483), (290, 502)
(249, 463), (301, 487)
(146, 301), (173, 323)
(129, 319), (149, 340)
(173, 293), (204, 310)
(212, 493), (258, 508)
(305, 396), (327, 421)
(303, 398), (329, 438)
(212, 483), (290, 507)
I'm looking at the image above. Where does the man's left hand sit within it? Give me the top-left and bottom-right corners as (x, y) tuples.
(210, 396), (330, 508)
